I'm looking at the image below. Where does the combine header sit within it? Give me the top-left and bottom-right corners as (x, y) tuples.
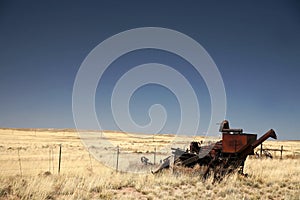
(152, 120), (277, 182)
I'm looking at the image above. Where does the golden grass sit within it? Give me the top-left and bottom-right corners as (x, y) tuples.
(0, 128), (299, 199)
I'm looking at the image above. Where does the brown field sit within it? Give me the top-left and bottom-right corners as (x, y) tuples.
(0, 128), (299, 200)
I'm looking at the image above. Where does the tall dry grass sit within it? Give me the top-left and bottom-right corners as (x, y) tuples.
(1, 159), (299, 200)
(0, 128), (299, 199)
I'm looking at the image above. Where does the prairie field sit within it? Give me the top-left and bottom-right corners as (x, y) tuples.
(0, 128), (299, 200)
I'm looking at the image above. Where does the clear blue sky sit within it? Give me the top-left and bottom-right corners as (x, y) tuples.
(0, 1), (299, 140)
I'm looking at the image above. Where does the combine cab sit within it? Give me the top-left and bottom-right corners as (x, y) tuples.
(152, 120), (277, 182)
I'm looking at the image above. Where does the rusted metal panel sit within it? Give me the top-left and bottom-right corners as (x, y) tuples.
(222, 133), (257, 153)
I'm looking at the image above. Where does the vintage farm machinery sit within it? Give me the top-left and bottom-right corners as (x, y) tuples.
(152, 120), (277, 182)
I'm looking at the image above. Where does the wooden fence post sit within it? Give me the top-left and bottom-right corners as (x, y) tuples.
(88, 152), (93, 172)
(49, 148), (51, 172)
(58, 144), (62, 174)
(116, 146), (119, 172)
(51, 147), (54, 173)
(17, 148), (22, 177)
(154, 147), (156, 165)
(280, 145), (283, 160)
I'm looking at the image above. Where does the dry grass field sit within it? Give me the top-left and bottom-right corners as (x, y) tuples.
(0, 128), (299, 200)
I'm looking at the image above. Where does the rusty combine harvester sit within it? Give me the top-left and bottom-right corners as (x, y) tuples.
(152, 120), (277, 182)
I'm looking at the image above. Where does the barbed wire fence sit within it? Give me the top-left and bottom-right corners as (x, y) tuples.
(0, 144), (169, 176)
(1, 142), (299, 177)
(255, 143), (300, 159)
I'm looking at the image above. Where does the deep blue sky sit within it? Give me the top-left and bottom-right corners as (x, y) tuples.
(0, 1), (299, 140)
